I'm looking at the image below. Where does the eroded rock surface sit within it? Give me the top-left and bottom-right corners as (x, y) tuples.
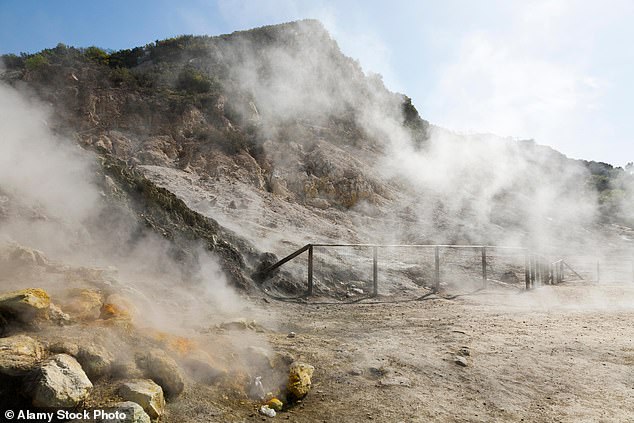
(287, 362), (314, 400)
(0, 288), (50, 322)
(135, 349), (184, 397)
(105, 401), (152, 423)
(0, 334), (45, 376)
(32, 354), (93, 408)
(118, 379), (165, 419)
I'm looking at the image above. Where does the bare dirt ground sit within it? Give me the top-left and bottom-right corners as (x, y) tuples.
(222, 282), (634, 423)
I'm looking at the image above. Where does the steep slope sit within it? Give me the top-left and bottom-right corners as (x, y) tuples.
(2, 20), (633, 296)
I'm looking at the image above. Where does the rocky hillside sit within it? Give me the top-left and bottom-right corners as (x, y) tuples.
(1, 19), (633, 295)
(2, 18), (634, 423)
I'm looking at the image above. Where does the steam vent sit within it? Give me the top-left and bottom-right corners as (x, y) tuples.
(2, 9), (634, 422)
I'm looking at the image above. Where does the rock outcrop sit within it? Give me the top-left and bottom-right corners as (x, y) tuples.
(62, 289), (103, 321)
(0, 288), (50, 322)
(135, 349), (185, 397)
(76, 344), (115, 381)
(0, 334), (45, 376)
(32, 354), (93, 408)
(109, 401), (152, 423)
(287, 362), (314, 401)
(118, 379), (165, 419)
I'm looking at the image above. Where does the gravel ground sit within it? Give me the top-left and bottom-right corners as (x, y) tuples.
(249, 283), (634, 422)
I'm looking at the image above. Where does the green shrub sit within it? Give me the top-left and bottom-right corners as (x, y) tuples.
(109, 67), (136, 87)
(84, 46), (109, 65)
(24, 54), (49, 70)
(108, 47), (146, 68)
(1, 53), (23, 69)
(176, 66), (217, 94)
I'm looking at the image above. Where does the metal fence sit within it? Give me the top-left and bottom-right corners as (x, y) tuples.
(260, 243), (546, 297)
(258, 243), (634, 299)
(558, 255), (634, 284)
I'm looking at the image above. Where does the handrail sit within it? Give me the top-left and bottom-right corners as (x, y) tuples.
(256, 244), (311, 277)
(310, 243), (527, 250)
(257, 243), (532, 297)
(562, 260), (584, 280)
(255, 242), (632, 300)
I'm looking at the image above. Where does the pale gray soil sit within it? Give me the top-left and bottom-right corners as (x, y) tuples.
(243, 283), (634, 423)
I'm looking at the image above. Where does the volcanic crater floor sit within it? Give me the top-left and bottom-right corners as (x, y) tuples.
(223, 283), (634, 423)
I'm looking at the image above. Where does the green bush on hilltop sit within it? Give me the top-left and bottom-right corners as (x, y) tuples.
(83, 46), (109, 65)
(24, 53), (49, 70)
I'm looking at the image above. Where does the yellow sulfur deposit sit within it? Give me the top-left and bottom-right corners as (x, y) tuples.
(266, 397), (284, 411)
(287, 362), (314, 400)
(0, 288), (51, 322)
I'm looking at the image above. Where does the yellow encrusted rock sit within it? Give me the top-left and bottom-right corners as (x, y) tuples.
(0, 288), (50, 322)
(287, 362), (314, 400)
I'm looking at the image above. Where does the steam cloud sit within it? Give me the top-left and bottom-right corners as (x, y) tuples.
(211, 20), (607, 254)
(0, 81), (245, 329)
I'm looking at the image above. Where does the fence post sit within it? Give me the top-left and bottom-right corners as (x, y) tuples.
(559, 261), (564, 284)
(525, 253), (530, 290)
(549, 262), (553, 285)
(481, 247), (487, 289)
(434, 246), (440, 293)
(307, 245), (314, 296)
(528, 254), (535, 288)
(534, 256), (539, 286)
(535, 257), (540, 286)
(596, 261), (600, 284)
(372, 246), (378, 297)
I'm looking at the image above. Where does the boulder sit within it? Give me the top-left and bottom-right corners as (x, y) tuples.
(76, 344), (114, 380)
(102, 401), (151, 423)
(48, 303), (71, 325)
(2, 244), (50, 268)
(49, 340), (114, 380)
(0, 288), (50, 322)
(49, 341), (80, 356)
(32, 354), (93, 408)
(62, 289), (102, 321)
(287, 362), (314, 401)
(0, 334), (45, 376)
(135, 349), (184, 397)
(118, 379), (165, 419)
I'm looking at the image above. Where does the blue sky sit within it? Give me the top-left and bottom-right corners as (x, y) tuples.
(1, 0), (632, 166)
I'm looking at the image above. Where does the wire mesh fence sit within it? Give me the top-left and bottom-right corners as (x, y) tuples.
(262, 244), (531, 299)
(559, 255), (634, 284)
(259, 243), (634, 301)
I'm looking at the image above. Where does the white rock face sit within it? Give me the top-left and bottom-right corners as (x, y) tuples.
(105, 401), (151, 423)
(118, 379), (165, 419)
(0, 334), (45, 376)
(32, 354), (93, 408)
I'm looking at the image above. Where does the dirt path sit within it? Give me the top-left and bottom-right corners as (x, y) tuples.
(258, 284), (634, 422)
